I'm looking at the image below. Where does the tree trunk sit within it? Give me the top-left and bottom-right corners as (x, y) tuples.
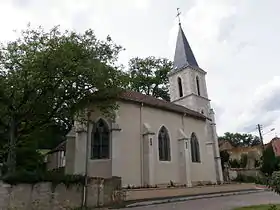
(7, 116), (17, 174)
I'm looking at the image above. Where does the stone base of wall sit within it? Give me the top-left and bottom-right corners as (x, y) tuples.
(228, 168), (263, 180)
(0, 176), (122, 210)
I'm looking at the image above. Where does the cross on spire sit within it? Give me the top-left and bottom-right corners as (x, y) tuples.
(176, 8), (181, 25)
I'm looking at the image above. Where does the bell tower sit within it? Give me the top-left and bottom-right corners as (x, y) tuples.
(168, 10), (224, 183)
(168, 21), (210, 116)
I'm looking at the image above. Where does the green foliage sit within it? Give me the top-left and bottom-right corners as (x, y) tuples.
(1, 141), (46, 176)
(268, 205), (278, 210)
(30, 122), (68, 150)
(126, 56), (172, 101)
(1, 169), (86, 188)
(255, 159), (261, 168)
(218, 132), (261, 147)
(229, 159), (241, 168)
(234, 204), (280, 210)
(240, 154), (248, 168)
(261, 145), (280, 175)
(220, 150), (230, 170)
(233, 174), (256, 183)
(268, 171), (280, 195)
(233, 174), (268, 185)
(0, 25), (126, 172)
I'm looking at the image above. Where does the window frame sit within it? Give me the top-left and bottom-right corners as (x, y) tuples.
(158, 126), (171, 161)
(91, 119), (110, 160)
(190, 132), (201, 163)
(178, 77), (183, 97)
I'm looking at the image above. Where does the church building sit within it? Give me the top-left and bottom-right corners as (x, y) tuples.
(63, 22), (224, 187)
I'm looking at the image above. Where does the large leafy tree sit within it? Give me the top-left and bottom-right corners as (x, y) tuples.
(0, 26), (126, 173)
(261, 144), (280, 176)
(218, 132), (261, 147)
(127, 56), (172, 101)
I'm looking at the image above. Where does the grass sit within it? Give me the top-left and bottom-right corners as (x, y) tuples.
(234, 204), (280, 210)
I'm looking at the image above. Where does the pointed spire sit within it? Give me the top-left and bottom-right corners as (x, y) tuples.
(173, 24), (199, 70)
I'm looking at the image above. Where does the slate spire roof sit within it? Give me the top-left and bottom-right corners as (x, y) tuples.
(173, 23), (199, 70)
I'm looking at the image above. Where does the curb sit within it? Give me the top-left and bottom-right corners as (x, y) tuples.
(255, 185), (269, 190)
(125, 189), (268, 208)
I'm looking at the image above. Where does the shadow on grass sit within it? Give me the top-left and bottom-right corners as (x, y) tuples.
(233, 204), (280, 210)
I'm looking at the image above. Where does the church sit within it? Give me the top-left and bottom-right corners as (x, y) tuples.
(55, 22), (224, 187)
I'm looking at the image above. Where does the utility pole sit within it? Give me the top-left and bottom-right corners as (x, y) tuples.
(82, 110), (91, 208)
(257, 124), (264, 150)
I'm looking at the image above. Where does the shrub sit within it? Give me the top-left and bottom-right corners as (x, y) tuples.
(230, 159), (241, 168)
(255, 159), (261, 168)
(233, 174), (256, 183)
(255, 175), (269, 185)
(234, 174), (270, 185)
(1, 169), (86, 188)
(268, 205), (278, 210)
(240, 154), (248, 168)
(268, 171), (280, 194)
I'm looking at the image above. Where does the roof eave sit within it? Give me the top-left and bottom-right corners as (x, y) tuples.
(168, 65), (207, 77)
(119, 97), (206, 121)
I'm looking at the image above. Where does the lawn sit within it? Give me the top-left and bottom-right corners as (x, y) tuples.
(234, 204), (280, 210)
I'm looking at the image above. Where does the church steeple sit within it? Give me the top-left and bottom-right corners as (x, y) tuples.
(173, 24), (199, 70)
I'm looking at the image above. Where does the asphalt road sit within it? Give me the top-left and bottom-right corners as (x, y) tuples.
(124, 191), (280, 210)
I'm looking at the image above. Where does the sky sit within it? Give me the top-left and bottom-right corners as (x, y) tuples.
(1, 0), (280, 143)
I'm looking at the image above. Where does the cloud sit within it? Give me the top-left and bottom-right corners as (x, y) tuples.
(218, 14), (237, 42)
(167, 0), (280, 142)
(2, 0), (280, 143)
(211, 102), (224, 123)
(236, 77), (280, 133)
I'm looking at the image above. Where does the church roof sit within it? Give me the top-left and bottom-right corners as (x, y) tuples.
(47, 141), (66, 154)
(120, 90), (207, 120)
(173, 24), (199, 71)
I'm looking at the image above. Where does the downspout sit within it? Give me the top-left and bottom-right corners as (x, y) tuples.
(140, 103), (144, 186)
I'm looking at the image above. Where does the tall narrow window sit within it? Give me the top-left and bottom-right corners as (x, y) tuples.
(196, 76), (201, 96)
(177, 77), (183, 97)
(91, 119), (110, 159)
(190, 132), (201, 163)
(158, 126), (171, 161)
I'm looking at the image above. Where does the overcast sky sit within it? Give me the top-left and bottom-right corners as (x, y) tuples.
(1, 0), (280, 143)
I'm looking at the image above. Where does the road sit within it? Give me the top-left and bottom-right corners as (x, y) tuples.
(124, 191), (280, 210)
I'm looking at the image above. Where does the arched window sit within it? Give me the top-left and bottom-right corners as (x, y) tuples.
(91, 119), (110, 159)
(177, 77), (183, 97)
(158, 126), (171, 161)
(190, 132), (200, 163)
(196, 76), (201, 96)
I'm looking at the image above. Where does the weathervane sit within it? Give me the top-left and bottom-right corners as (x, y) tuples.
(176, 8), (181, 25)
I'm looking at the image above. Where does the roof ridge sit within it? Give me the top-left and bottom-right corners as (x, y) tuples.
(120, 90), (207, 120)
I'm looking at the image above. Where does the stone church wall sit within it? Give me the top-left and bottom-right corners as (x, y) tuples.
(0, 177), (123, 209)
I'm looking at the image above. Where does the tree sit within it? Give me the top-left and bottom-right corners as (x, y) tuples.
(127, 56), (172, 101)
(261, 144), (280, 176)
(0, 26), (126, 173)
(218, 132), (261, 147)
(220, 150), (230, 170)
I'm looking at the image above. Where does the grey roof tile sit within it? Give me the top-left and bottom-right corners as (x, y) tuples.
(173, 24), (199, 70)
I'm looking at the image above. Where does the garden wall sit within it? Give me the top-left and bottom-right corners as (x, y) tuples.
(229, 168), (262, 180)
(0, 176), (123, 210)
